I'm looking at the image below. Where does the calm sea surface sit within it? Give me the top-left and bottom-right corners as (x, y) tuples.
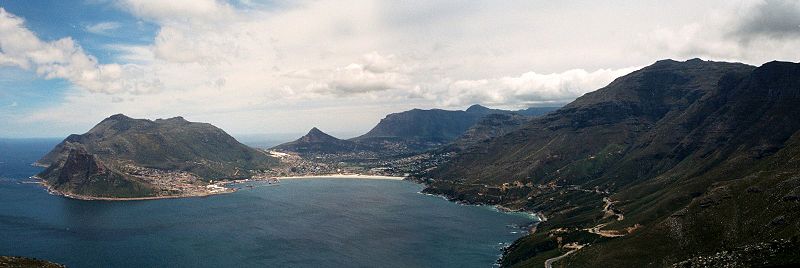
(0, 139), (534, 268)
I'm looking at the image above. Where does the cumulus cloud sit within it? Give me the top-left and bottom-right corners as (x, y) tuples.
(0, 8), (159, 94)
(85, 21), (122, 35)
(7, 0), (800, 136)
(439, 67), (639, 107)
(303, 52), (413, 95)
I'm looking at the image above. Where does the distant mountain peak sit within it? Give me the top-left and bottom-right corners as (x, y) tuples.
(303, 127), (334, 140)
(648, 58), (740, 70)
(652, 58), (707, 66)
(465, 104), (491, 113)
(104, 113), (133, 122)
(273, 127), (358, 154)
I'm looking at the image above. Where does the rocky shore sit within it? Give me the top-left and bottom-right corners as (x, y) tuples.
(0, 256), (65, 268)
(35, 173), (407, 201)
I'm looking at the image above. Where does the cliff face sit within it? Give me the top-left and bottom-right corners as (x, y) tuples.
(351, 106), (495, 150)
(421, 59), (800, 267)
(38, 146), (155, 198)
(37, 115), (277, 198)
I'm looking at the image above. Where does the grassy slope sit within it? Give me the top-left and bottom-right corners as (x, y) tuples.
(423, 59), (800, 267)
(37, 115), (276, 198)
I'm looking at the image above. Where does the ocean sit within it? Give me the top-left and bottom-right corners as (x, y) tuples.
(0, 139), (534, 267)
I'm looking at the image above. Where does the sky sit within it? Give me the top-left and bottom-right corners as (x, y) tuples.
(0, 0), (799, 138)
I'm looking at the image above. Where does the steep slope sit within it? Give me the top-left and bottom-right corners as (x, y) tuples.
(272, 127), (362, 155)
(450, 113), (531, 150)
(37, 114), (277, 198)
(353, 105), (491, 145)
(420, 59), (800, 267)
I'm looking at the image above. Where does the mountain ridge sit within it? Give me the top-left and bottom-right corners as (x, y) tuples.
(349, 104), (558, 153)
(271, 105), (559, 156)
(418, 59), (800, 267)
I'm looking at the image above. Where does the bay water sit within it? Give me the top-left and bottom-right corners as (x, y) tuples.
(0, 139), (534, 267)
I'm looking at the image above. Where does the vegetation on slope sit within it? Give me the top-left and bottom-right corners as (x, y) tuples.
(420, 59), (800, 267)
(351, 104), (558, 153)
(36, 115), (277, 198)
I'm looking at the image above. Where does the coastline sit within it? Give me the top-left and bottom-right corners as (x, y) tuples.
(32, 175), (235, 201)
(417, 187), (544, 226)
(32, 173), (406, 201)
(52, 189), (234, 201)
(275, 174), (406, 180)
(415, 185), (544, 267)
(32, 170), (528, 267)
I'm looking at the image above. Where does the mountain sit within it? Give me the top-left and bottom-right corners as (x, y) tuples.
(272, 127), (362, 154)
(515, 106), (562, 116)
(351, 104), (558, 153)
(420, 59), (800, 267)
(450, 113), (530, 150)
(36, 114), (277, 198)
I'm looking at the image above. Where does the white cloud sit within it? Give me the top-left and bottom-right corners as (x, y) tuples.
(438, 67), (639, 107)
(5, 0), (800, 137)
(119, 0), (236, 24)
(0, 8), (160, 94)
(301, 52), (413, 95)
(637, 0), (800, 65)
(85, 21), (122, 35)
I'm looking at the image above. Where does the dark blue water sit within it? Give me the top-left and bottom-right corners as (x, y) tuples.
(0, 139), (534, 268)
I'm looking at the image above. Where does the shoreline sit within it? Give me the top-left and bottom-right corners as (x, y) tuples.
(415, 185), (544, 267)
(32, 173), (406, 201)
(417, 188), (544, 226)
(31, 175), (235, 201)
(32, 171), (528, 267)
(417, 186), (544, 222)
(53, 189), (235, 201)
(275, 174), (406, 180)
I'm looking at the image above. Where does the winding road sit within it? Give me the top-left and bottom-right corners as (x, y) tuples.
(544, 244), (584, 268)
(543, 197), (628, 267)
